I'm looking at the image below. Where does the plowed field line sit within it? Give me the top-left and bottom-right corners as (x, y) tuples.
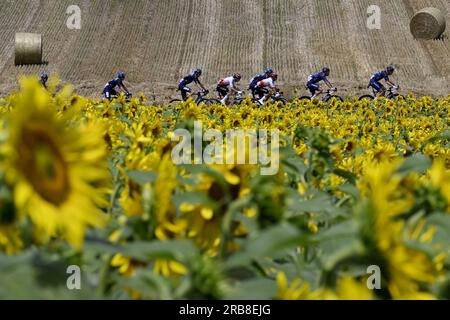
(175, 0), (194, 81)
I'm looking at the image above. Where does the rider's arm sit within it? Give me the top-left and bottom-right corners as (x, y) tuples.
(386, 80), (396, 87)
(195, 79), (207, 91)
(324, 77), (333, 88)
(230, 81), (241, 93)
(270, 79), (280, 92)
(120, 83), (130, 94)
(271, 84), (280, 92)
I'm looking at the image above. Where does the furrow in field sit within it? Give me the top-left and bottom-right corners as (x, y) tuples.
(139, 0), (191, 86)
(308, 0), (358, 82)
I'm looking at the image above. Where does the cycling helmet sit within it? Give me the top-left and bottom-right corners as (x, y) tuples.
(265, 68), (274, 75)
(271, 73), (278, 80)
(194, 68), (202, 77)
(323, 67), (330, 75)
(117, 72), (126, 80)
(40, 72), (48, 82)
(233, 73), (242, 81)
(386, 65), (395, 75)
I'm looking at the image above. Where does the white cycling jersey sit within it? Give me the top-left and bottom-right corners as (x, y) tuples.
(218, 76), (235, 88)
(257, 77), (276, 88)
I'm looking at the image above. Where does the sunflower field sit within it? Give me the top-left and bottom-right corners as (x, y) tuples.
(0, 77), (450, 300)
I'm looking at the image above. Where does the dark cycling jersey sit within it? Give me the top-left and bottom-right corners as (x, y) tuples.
(307, 72), (328, 84)
(180, 73), (200, 86)
(249, 73), (269, 88)
(371, 70), (390, 82)
(105, 78), (123, 90)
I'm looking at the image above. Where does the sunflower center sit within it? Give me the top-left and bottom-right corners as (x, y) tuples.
(17, 126), (70, 205)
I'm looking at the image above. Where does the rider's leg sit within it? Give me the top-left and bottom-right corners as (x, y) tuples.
(104, 89), (111, 100)
(257, 89), (269, 105)
(217, 86), (229, 105)
(312, 88), (323, 99)
(106, 89), (117, 101)
(371, 81), (385, 97)
(308, 83), (321, 98)
(220, 94), (229, 105)
(249, 85), (257, 99)
(181, 87), (191, 101)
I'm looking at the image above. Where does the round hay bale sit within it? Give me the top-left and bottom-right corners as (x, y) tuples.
(410, 7), (446, 39)
(15, 33), (42, 65)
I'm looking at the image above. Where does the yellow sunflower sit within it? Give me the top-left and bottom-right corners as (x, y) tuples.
(4, 78), (110, 249)
(359, 160), (441, 298)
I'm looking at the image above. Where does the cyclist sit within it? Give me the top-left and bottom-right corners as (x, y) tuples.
(369, 65), (397, 97)
(255, 73), (279, 105)
(216, 73), (243, 105)
(178, 68), (207, 101)
(249, 68), (274, 98)
(103, 72), (131, 100)
(306, 67), (334, 99)
(40, 72), (49, 89)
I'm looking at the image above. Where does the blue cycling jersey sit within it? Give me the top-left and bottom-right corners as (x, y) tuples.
(106, 78), (123, 89)
(307, 72), (328, 84)
(371, 70), (389, 82)
(180, 73), (200, 86)
(250, 73), (268, 85)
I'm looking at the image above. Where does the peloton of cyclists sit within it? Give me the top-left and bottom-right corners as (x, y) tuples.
(93, 64), (401, 103)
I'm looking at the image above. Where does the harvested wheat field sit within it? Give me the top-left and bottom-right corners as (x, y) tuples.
(2, 0), (450, 302)
(0, 0), (448, 101)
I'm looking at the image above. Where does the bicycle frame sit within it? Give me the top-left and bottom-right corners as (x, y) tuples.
(371, 86), (398, 98)
(323, 88), (337, 101)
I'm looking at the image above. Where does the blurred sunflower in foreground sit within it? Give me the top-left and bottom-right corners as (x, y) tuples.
(1, 78), (110, 249)
(0, 75), (449, 300)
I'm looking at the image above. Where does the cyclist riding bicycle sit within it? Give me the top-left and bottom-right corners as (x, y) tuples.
(216, 73), (243, 105)
(40, 72), (49, 89)
(249, 68), (274, 98)
(103, 72), (131, 100)
(306, 67), (334, 98)
(369, 65), (397, 97)
(178, 68), (207, 101)
(255, 73), (279, 105)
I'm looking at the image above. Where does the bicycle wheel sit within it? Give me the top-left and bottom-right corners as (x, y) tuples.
(168, 99), (182, 108)
(274, 97), (287, 105)
(204, 99), (221, 106)
(298, 96), (312, 101)
(358, 95), (374, 101)
(324, 95), (343, 102)
(233, 98), (246, 106)
(391, 94), (406, 100)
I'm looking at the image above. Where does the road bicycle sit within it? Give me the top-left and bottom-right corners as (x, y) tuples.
(106, 92), (133, 103)
(228, 90), (248, 105)
(255, 91), (288, 106)
(299, 87), (343, 102)
(169, 90), (221, 106)
(359, 85), (405, 101)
